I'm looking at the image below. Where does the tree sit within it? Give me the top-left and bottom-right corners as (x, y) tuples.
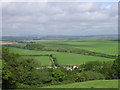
(52, 70), (65, 82)
(2, 47), (51, 88)
(112, 56), (120, 79)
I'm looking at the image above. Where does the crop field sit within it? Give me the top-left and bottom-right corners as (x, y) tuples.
(42, 80), (118, 88)
(55, 40), (118, 55)
(8, 40), (118, 56)
(9, 47), (114, 66)
(23, 40), (118, 55)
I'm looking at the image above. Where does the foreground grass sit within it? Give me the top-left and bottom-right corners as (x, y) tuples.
(42, 80), (118, 88)
(9, 47), (114, 65)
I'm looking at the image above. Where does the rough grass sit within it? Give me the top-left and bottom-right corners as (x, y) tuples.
(9, 47), (114, 65)
(42, 80), (118, 88)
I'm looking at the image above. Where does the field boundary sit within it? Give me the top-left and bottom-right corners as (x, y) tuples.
(22, 54), (59, 68)
(8, 45), (117, 59)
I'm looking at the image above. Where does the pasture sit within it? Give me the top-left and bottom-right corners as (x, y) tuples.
(2, 37), (119, 89)
(23, 56), (51, 66)
(55, 40), (118, 55)
(23, 40), (118, 55)
(9, 47), (114, 66)
(42, 80), (118, 88)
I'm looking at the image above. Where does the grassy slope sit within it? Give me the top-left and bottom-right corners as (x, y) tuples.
(23, 56), (51, 66)
(9, 47), (114, 65)
(10, 40), (118, 55)
(52, 40), (118, 55)
(42, 80), (118, 88)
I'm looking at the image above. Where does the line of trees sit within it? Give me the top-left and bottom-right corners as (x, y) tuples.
(22, 54), (60, 68)
(41, 47), (117, 59)
(49, 54), (60, 67)
(6, 44), (117, 59)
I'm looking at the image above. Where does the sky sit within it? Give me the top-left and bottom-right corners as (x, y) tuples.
(2, 2), (118, 36)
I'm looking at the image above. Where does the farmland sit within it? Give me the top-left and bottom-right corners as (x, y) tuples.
(23, 56), (51, 66)
(1, 1), (119, 88)
(42, 80), (118, 88)
(9, 47), (114, 66)
(6, 39), (117, 67)
(2, 35), (119, 89)
(55, 40), (118, 55)
(10, 40), (118, 55)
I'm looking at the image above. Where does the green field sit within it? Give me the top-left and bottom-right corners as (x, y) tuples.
(22, 40), (118, 55)
(10, 40), (118, 55)
(42, 80), (118, 88)
(9, 47), (114, 66)
(55, 40), (118, 55)
(23, 56), (51, 66)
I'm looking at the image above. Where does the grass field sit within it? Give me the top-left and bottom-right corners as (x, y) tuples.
(23, 40), (118, 55)
(23, 56), (51, 66)
(9, 40), (118, 56)
(42, 80), (118, 88)
(9, 47), (114, 66)
(55, 40), (118, 55)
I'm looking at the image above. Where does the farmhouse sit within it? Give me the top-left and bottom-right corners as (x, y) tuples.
(72, 65), (78, 70)
(65, 65), (78, 71)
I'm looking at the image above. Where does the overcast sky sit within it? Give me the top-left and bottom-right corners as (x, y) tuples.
(2, 2), (118, 36)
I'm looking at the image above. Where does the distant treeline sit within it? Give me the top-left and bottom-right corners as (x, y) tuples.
(6, 44), (117, 59)
(22, 55), (49, 56)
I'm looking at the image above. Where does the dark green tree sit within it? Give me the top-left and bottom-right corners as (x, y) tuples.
(112, 56), (120, 79)
(2, 47), (51, 88)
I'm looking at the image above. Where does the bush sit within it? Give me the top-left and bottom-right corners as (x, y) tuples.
(52, 70), (65, 82)
(75, 71), (105, 82)
(25, 44), (44, 50)
(78, 61), (114, 79)
(112, 56), (120, 79)
(16, 83), (31, 88)
(2, 47), (51, 88)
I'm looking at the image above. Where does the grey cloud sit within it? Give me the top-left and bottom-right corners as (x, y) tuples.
(2, 2), (118, 36)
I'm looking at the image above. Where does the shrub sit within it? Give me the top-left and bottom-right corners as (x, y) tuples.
(16, 83), (31, 88)
(75, 71), (105, 82)
(78, 61), (114, 79)
(63, 70), (78, 83)
(52, 70), (65, 82)
(112, 56), (120, 79)
(25, 44), (44, 50)
(2, 47), (51, 88)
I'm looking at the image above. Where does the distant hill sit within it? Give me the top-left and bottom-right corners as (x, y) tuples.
(2, 34), (118, 41)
